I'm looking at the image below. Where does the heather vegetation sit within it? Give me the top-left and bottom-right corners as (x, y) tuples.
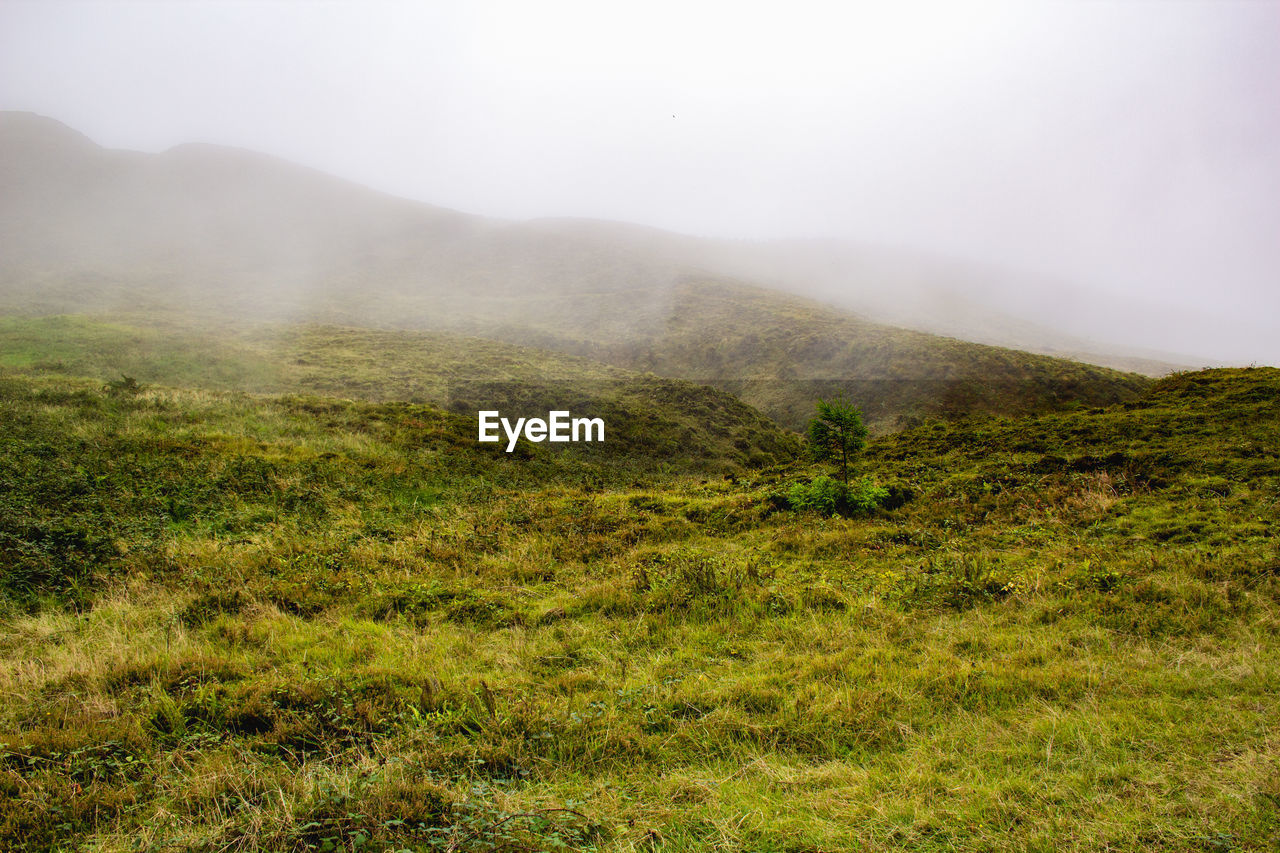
(1, 324), (1277, 851)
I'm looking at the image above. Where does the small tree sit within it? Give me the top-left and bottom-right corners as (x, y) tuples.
(806, 394), (867, 484)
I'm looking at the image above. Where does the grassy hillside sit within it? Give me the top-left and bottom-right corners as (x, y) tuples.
(572, 280), (1151, 431)
(1, 112), (1153, 430)
(0, 315), (798, 471)
(1, 366), (1276, 851)
(0, 309), (1149, 442)
(0, 314), (637, 401)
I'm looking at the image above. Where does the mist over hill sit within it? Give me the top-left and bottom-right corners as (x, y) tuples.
(1, 111), (1156, 428)
(696, 239), (1206, 375)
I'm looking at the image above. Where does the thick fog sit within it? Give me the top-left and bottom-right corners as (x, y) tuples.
(2, 1), (1277, 365)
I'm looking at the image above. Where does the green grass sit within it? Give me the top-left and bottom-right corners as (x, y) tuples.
(0, 315), (800, 475)
(0, 299), (1152, 442)
(1, 359), (1277, 851)
(0, 288), (1153, 441)
(0, 314), (627, 398)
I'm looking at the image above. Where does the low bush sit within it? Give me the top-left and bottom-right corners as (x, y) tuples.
(786, 475), (889, 516)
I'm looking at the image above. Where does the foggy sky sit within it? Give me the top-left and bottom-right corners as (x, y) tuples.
(2, 1), (1278, 365)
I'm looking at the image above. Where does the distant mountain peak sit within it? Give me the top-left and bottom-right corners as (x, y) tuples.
(0, 110), (101, 150)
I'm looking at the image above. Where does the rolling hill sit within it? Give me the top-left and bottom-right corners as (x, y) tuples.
(564, 279), (1150, 430)
(0, 111), (1154, 430)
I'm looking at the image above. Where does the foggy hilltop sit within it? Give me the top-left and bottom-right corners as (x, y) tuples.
(1, 111), (1205, 366)
(0, 110), (1226, 429)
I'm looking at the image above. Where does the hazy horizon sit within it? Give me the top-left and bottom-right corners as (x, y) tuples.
(2, 1), (1277, 365)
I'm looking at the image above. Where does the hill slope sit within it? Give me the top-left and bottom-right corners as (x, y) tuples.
(698, 238), (1213, 374)
(0, 317), (800, 474)
(0, 111), (1152, 429)
(572, 280), (1150, 430)
(0, 367), (1276, 850)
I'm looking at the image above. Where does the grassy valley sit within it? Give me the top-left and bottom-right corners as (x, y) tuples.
(2, 355), (1277, 851)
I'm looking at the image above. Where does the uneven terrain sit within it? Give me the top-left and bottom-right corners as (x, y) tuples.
(2, 356), (1277, 851)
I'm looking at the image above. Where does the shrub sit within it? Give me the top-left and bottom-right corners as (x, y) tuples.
(846, 477), (890, 511)
(787, 476), (845, 515)
(786, 476), (889, 516)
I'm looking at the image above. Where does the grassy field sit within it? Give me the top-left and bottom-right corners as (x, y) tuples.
(1, 349), (1277, 850)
